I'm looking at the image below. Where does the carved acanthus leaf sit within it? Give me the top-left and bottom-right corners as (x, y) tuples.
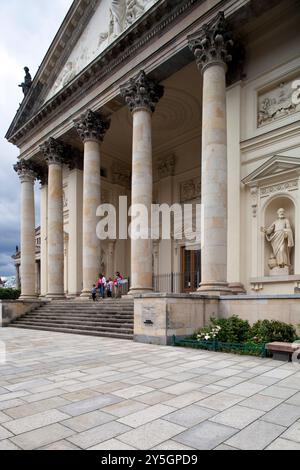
(188, 12), (234, 72)
(40, 137), (65, 165)
(14, 160), (37, 182)
(120, 70), (164, 113)
(74, 110), (111, 143)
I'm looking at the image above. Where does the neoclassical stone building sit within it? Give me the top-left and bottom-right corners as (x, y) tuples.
(6, 0), (300, 342)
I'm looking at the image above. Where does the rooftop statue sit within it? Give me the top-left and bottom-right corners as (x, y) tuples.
(18, 67), (32, 96)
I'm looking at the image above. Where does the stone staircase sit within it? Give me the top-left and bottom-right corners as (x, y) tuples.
(10, 299), (134, 340)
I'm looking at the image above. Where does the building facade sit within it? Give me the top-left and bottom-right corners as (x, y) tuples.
(6, 0), (300, 341)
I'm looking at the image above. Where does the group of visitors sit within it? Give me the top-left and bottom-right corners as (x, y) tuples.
(91, 272), (126, 301)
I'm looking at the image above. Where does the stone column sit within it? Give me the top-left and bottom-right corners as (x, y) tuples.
(67, 161), (83, 297)
(188, 12), (233, 295)
(15, 265), (21, 290)
(121, 70), (164, 294)
(14, 161), (37, 299)
(40, 138), (65, 299)
(75, 110), (110, 298)
(40, 181), (48, 297)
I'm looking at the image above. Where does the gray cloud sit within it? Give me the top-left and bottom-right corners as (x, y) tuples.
(0, 0), (72, 276)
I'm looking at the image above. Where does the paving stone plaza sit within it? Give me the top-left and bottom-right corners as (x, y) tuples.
(0, 328), (299, 450)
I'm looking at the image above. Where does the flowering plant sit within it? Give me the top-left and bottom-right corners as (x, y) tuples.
(197, 325), (221, 342)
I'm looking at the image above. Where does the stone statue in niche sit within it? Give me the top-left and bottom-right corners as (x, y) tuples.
(261, 208), (294, 275)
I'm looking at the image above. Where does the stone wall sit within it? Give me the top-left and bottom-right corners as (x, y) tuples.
(134, 294), (300, 344)
(134, 294), (219, 345)
(219, 295), (300, 331)
(0, 300), (45, 327)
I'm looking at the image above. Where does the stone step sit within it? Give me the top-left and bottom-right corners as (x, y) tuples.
(10, 324), (133, 340)
(17, 319), (133, 329)
(14, 320), (133, 333)
(37, 308), (134, 313)
(23, 314), (133, 321)
(12, 298), (134, 339)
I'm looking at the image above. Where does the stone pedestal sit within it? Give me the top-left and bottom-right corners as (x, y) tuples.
(120, 71), (164, 295)
(14, 162), (37, 300)
(270, 266), (290, 276)
(75, 110), (110, 298)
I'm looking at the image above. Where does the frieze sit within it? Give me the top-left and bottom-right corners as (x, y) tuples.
(258, 78), (300, 127)
(260, 180), (299, 198)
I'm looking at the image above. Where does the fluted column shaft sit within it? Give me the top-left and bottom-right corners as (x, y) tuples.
(189, 12), (234, 295)
(14, 162), (37, 299)
(121, 70), (164, 294)
(74, 110), (110, 297)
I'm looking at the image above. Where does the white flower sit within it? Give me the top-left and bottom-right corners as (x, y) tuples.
(205, 335), (210, 341)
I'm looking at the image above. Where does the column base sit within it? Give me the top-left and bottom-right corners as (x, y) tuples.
(197, 282), (232, 296)
(46, 293), (66, 300)
(128, 288), (153, 297)
(79, 290), (92, 299)
(228, 283), (246, 295)
(19, 294), (38, 301)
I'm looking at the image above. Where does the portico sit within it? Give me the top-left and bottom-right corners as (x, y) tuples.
(6, 0), (300, 341)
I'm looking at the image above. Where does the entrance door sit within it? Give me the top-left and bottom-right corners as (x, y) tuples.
(181, 247), (201, 292)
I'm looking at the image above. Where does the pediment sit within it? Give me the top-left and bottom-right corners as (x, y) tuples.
(6, 0), (159, 142)
(243, 155), (300, 186)
(46, 0), (159, 101)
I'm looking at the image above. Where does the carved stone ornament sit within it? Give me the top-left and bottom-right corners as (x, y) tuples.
(120, 70), (164, 113)
(188, 11), (234, 72)
(74, 109), (111, 143)
(180, 177), (201, 203)
(40, 137), (65, 165)
(250, 186), (258, 218)
(14, 160), (37, 183)
(157, 155), (176, 179)
(258, 79), (300, 127)
(98, 1), (154, 49)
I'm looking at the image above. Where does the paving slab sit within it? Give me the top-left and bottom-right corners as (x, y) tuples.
(2, 328), (300, 451)
(225, 421), (286, 450)
(174, 421), (238, 450)
(118, 419), (185, 450)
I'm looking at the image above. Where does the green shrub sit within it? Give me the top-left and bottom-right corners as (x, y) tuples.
(210, 316), (251, 343)
(195, 316), (251, 343)
(0, 288), (21, 300)
(250, 320), (297, 344)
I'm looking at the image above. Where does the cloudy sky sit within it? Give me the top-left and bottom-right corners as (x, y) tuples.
(0, 0), (73, 276)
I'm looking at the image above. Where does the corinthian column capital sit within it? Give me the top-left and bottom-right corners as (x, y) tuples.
(14, 160), (36, 183)
(188, 11), (234, 73)
(74, 109), (110, 143)
(120, 70), (164, 114)
(40, 138), (65, 165)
